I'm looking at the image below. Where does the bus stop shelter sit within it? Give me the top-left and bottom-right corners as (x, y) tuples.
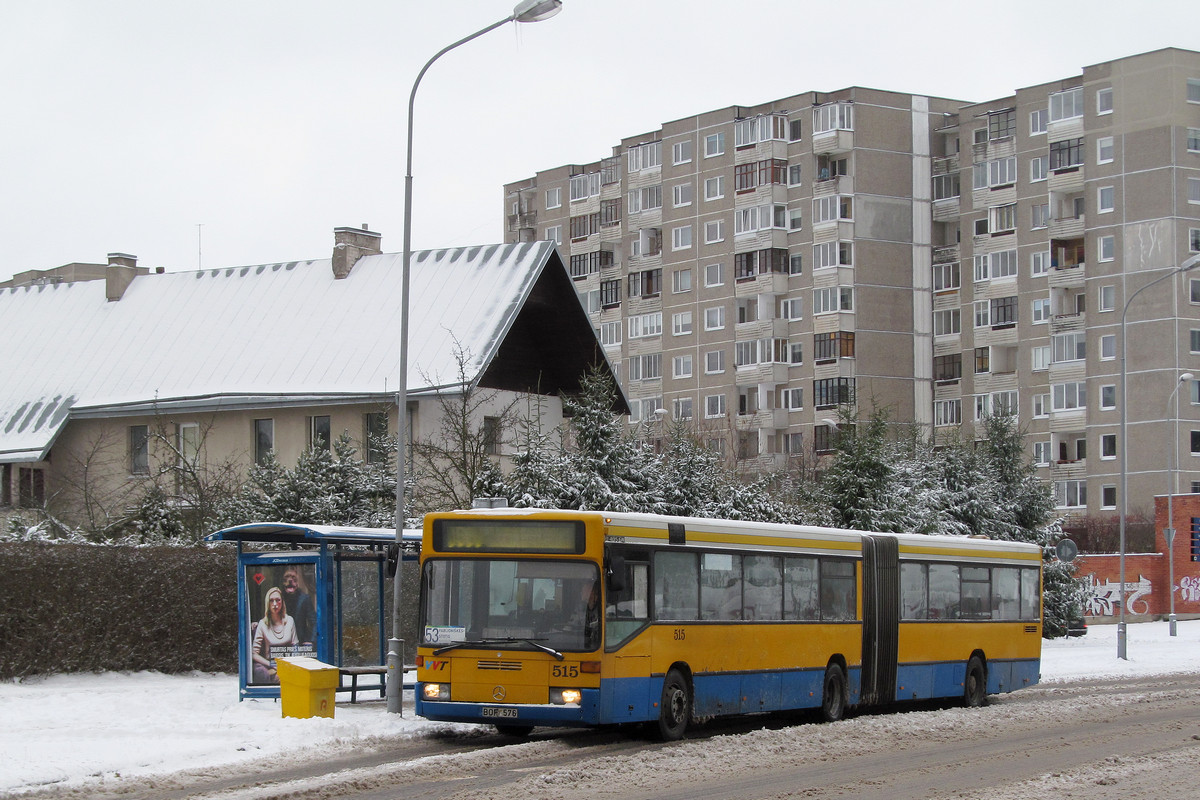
(206, 522), (420, 700)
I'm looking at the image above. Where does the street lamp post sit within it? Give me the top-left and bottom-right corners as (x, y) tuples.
(1165, 371), (1194, 637)
(388, 0), (563, 714)
(1118, 252), (1200, 660)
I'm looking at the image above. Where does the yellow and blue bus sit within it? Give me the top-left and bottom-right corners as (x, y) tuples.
(415, 509), (1042, 739)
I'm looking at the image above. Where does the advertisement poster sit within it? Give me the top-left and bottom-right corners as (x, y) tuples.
(244, 563), (318, 685)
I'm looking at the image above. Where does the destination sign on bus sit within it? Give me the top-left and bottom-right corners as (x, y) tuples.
(432, 519), (586, 554)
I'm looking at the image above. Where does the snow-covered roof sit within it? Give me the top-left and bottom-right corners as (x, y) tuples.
(1, 241), (616, 463)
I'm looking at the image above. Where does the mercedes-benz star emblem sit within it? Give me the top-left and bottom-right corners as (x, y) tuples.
(492, 685), (506, 701)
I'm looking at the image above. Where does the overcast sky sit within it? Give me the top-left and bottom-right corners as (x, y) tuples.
(0, 1), (1193, 284)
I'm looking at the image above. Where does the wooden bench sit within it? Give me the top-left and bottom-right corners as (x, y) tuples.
(336, 665), (415, 703)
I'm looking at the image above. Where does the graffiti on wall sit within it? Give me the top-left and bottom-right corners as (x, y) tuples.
(1180, 576), (1200, 604)
(1084, 574), (1153, 617)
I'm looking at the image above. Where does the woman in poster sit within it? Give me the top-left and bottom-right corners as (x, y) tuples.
(252, 586), (298, 684)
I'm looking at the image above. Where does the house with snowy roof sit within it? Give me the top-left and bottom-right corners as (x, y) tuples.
(0, 227), (621, 528)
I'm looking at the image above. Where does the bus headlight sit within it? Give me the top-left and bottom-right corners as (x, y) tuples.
(422, 683), (450, 701)
(550, 688), (582, 705)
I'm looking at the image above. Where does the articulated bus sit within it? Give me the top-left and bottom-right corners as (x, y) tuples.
(415, 509), (1042, 739)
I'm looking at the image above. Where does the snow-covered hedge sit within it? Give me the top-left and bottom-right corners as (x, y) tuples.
(0, 542), (236, 679)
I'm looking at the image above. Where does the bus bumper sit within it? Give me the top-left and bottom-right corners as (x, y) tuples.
(416, 686), (601, 727)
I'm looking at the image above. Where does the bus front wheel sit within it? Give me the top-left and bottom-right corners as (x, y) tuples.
(821, 664), (847, 722)
(656, 668), (691, 741)
(964, 656), (987, 708)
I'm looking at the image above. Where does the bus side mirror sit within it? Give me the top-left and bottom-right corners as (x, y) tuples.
(386, 544), (399, 578)
(606, 552), (626, 593)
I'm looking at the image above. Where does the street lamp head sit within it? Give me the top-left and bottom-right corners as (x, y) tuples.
(1183, 252), (1200, 272)
(513, 0), (562, 22)
(1181, 372), (1195, 383)
(820, 418), (840, 429)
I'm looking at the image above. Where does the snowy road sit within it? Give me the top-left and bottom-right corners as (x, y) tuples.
(18, 672), (1200, 800)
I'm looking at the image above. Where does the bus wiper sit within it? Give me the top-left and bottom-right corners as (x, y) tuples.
(433, 637), (564, 660)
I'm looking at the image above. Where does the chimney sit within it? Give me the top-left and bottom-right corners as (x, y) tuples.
(105, 253), (139, 301)
(332, 225), (382, 279)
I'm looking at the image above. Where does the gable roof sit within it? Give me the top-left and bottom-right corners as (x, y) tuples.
(0, 241), (622, 463)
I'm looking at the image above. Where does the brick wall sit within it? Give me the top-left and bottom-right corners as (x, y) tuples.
(1075, 494), (1200, 620)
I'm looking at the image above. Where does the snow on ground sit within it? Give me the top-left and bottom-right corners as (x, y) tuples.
(2, 620), (1198, 796)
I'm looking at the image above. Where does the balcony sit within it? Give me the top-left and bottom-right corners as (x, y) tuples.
(1048, 216), (1085, 239)
(507, 211), (537, 232)
(933, 245), (960, 265)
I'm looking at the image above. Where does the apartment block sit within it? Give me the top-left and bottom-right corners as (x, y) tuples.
(504, 47), (1200, 524)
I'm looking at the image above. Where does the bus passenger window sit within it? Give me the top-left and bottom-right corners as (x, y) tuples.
(654, 551), (699, 621)
(1020, 567), (1040, 621)
(900, 562), (928, 620)
(700, 552), (742, 620)
(991, 568), (1020, 620)
(783, 557), (819, 620)
(743, 555), (782, 620)
(961, 567), (991, 619)
(606, 562), (649, 647)
(928, 564), (960, 619)
(819, 560), (856, 621)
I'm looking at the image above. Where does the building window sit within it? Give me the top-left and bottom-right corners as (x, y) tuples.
(1030, 108), (1048, 135)
(1100, 334), (1116, 361)
(705, 262), (724, 287)
(627, 312), (662, 339)
(814, 240), (854, 269)
(789, 253), (804, 275)
(704, 176), (725, 201)
(1049, 88), (1083, 122)
(1101, 485), (1117, 510)
(1098, 186), (1115, 213)
(600, 198), (621, 227)
(17, 467), (45, 509)
(1190, 228), (1200, 253)
(1098, 235), (1116, 262)
(1050, 138), (1084, 171)
(704, 220), (725, 244)
(1030, 156), (1048, 182)
(1097, 136), (1114, 164)
(788, 164), (803, 186)
(254, 419), (275, 465)
(813, 102), (853, 134)
(364, 412), (388, 465)
(933, 262), (960, 291)
(779, 297), (803, 321)
(705, 350), (726, 374)
(483, 416), (501, 456)
(1191, 329), (1200, 354)
(627, 141), (661, 173)
(1032, 345), (1051, 372)
(1053, 332), (1087, 363)
(672, 268), (692, 293)
(932, 173), (960, 200)
(933, 353), (962, 382)
(704, 132), (725, 158)
(544, 225), (561, 245)
(1031, 298), (1051, 324)
(672, 139), (693, 165)
(1031, 251), (1050, 276)
(814, 425), (835, 454)
(545, 187), (561, 209)
(308, 416), (330, 452)
(705, 394), (727, 418)
(1033, 441), (1051, 466)
(1189, 177), (1200, 205)
(1100, 384), (1117, 411)
(1188, 128), (1200, 153)
(704, 306), (725, 330)
(987, 157), (1018, 188)
(672, 182), (693, 208)
(1099, 284), (1116, 312)
(1054, 480), (1087, 509)
(813, 286), (854, 315)
(671, 225), (692, 250)
(1096, 88), (1113, 115)
(988, 109), (1015, 140)
(673, 354), (693, 379)
(673, 397), (694, 421)
(1101, 433), (1117, 460)
(1194, 430), (1200, 455)
(1033, 392), (1050, 418)
(974, 346), (990, 374)
(672, 311), (693, 336)
(129, 425), (150, 476)
(813, 378), (854, 409)
(934, 399), (961, 427)
(991, 203), (1017, 233)
(933, 308), (960, 336)
(178, 421), (199, 464)
(814, 332), (855, 362)
(1052, 382), (1087, 412)
(628, 353), (662, 382)
(600, 279), (621, 308)
(990, 295), (1018, 327)
(569, 172), (601, 202)
(1032, 202), (1050, 230)
(599, 321), (621, 347)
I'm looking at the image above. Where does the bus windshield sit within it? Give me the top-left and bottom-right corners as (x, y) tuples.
(422, 559), (601, 653)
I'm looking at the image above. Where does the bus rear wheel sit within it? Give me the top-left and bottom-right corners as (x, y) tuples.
(656, 668), (691, 741)
(821, 664), (847, 722)
(964, 656), (987, 708)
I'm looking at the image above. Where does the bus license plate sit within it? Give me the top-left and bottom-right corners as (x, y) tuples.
(481, 707), (517, 719)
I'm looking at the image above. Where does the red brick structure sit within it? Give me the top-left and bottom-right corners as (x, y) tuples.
(1075, 494), (1200, 621)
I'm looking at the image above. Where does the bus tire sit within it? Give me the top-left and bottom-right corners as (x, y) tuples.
(964, 656), (987, 708)
(656, 668), (691, 741)
(821, 664), (847, 722)
(495, 724), (534, 737)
